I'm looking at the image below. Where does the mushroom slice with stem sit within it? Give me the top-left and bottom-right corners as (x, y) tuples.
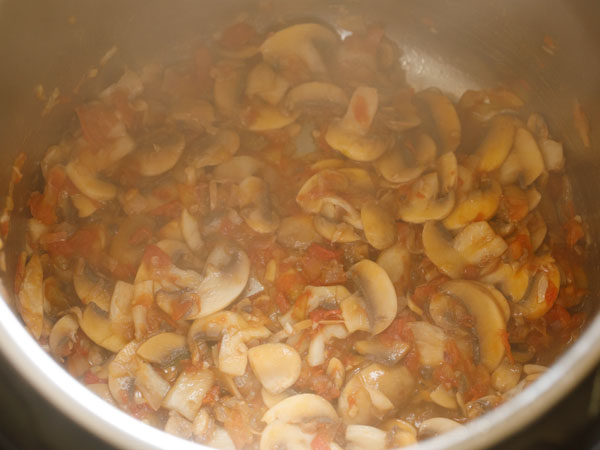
(313, 214), (361, 243)
(134, 359), (171, 410)
(108, 280), (134, 340)
(416, 88), (461, 153)
(440, 279), (508, 371)
(516, 258), (560, 320)
(243, 101), (299, 132)
(346, 259), (397, 335)
(66, 159), (117, 202)
(49, 313), (79, 361)
(376, 242), (411, 290)
(475, 114), (518, 172)
(443, 178), (502, 230)
(276, 214), (323, 249)
(245, 62), (290, 106)
(481, 262), (530, 302)
(361, 202), (397, 250)
(262, 393), (338, 425)
(422, 221), (468, 279)
(189, 129), (240, 169)
(137, 332), (189, 367)
(108, 341), (140, 408)
(218, 329), (249, 376)
(73, 262), (112, 311)
(397, 171), (456, 224)
(408, 321), (447, 366)
(181, 208), (204, 252)
(307, 324), (349, 367)
(325, 86), (391, 162)
(260, 422), (315, 450)
(80, 302), (129, 352)
(499, 127), (545, 186)
(418, 418), (464, 439)
(374, 133), (437, 184)
(346, 425), (387, 450)
(238, 176), (280, 234)
(132, 128), (186, 177)
(187, 242), (251, 319)
(452, 221), (508, 266)
(16, 253), (44, 339)
(354, 338), (410, 366)
(260, 23), (339, 77)
(248, 343), (302, 394)
(163, 369), (215, 421)
(188, 310), (249, 343)
(284, 81), (349, 111)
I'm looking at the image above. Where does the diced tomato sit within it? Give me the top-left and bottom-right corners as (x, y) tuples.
(275, 292), (291, 314)
(142, 245), (171, 269)
(76, 103), (118, 147)
(311, 434), (331, 450)
(309, 308), (342, 323)
(29, 191), (57, 225)
(307, 243), (341, 261)
(545, 303), (571, 329)
(219, 22), (258, 50)
(202, 385), (221, 406)
(545, 280), (559, 306)
(128, 226), (153, 245)
(275, 267), (306, 300)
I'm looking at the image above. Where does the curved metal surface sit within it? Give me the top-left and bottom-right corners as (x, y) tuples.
(0, 0), (599, 449)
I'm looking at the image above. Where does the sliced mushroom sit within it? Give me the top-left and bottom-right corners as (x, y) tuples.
(374, 133), (437, 184)
(476, 114), (518, 172)
(188, 242), (250, 319)
(418, 418), (463, 439)
(244, 101), (299, 132)
(17, 253), (44, 339)
(137, 332), (189, 367)
(248, 343), (301, 394)
(245, 62), (290, 106)
(313, 215), (360, 243)
(376, 242), (411, 288)
(66, 159), (117, 202)
(422, 221), (468, 279)
(189, 129), (240, 169)
(80, 302), (128, 352)
(361, 203), (397, 249)
(408, 321), (447, 366)
(416, 88), (461, 153)
(73, 263), (112, 311)
(108, 280), (134, 340)
(296, 169), (348, 214)
(307, 324), (349, 367)
(188, 311), (249, 342)
(397, 171), (456, 224)
(277, 214), (323, 249)
(382, 419), (418, 447)
(107, 340), (143, 408)
(443, 178), (501, 230)
(218, 329), (248, 376)
(325, 86), (391, 162)
(441, 279), (508, 371)
(430, 384), (458, 409)
(181, 209), (204, 252)
(213, 155), (264, 183)
(284, 81), (349, 111)
(135, 359), (171, 410)
(169, 98), (215, 131)
(262, 393), (338, 424)
(516, 259), (560, 320)
(346, 259), (397, 335)
(499, 127), (545, 186)
(261, 388), (291, 409)
(491, 359), (522, 393)
(213, 60), (245, 118)
(452, 221), (508, 266)
(481, 262), (530, 302)
(133, 128), (186, 177)
(163, 369), (215, 421)
(238, 176), (279, 233)
(346, 425), (387, 450)
(260, 23), (339, 76)
(71, 193), (100, 218)
(539, 138), (565, 172)
(260, 422), (315, 450)
(354, 338), (410, 366)
(49, 313), (79, 361)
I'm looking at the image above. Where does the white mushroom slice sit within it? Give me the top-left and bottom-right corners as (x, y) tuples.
(304, 285), (351, 313)
(261, 388), (291, 409)
(137, 332), (189, 366)
(313, 215), (360, 243)
(109, 280), (134, 338)
(71, 193), (99, 218)
(213, 155), (263, 183)
(499, 127), (545, 186)
(307, 324), (349, 367)
(422, 221), (468, 279)
(188, 243), (250, 319)
(260, 23), (339, 76)
(340, 293), (370, 334)
(277, 214), (323, 249)
(481, 263), (530, 302)
(284, 81), (349, 111)
(66, 159), (117, 202)
(376, 243), (411, 287)
(452, 221), (508, 266)
(132, 280), (153, 340)
(163, 369), (215, 421)
(539, 138), (565, 172)
(354, 339), (410, 365)
(346, 425), (387, 450)
(164, 411), (193, 439)
(441, 280), (507, 371)
(133, 128), (186, 177)
(437, 151), (458, 194)
(430, 384), (458, 409)
(527, 211), (548, 251)
(260, 422), (314, 450)
(476, 114), (517, 172)
(213, 60), (245, 118)
(248, 343), (301, 394)
(338, 363), (415, 425)
(517, 261), (560, 320)
(361, 203), (397, 250)
(181, 208), (204, 252)
(49, 314), (79, 361)
(73, 265), (111, 311)
(245, 102), (299, 131)
(375, 133), (437, 184)
(190, 129), (240, 169)
(17, 253), (44, 339)
(296, 169), (347, 213)
(491, 359), (522, 393)
(327, 357), (345, 390)
(418, 418), (463, 439)
(219, 330), (248, 376)
(207, 427), (236, 450)
(245, 62), (290, 106)
(188, 311), (249, 342)
(397, 168), (456, 224)
(108, 341), (140, 408)
(409, 321), (447, 366)
(135, 359), (171, 410)
(80, 302), (128, 352)
(482, 283), (511, 323)
(170, 98), (215, 131)
(325, 86), (391, 162)
(348, 260), (397, 335)
(417, 88), (461, 153)
(443, 178), (501, 230)
(382, 419), (418, 447)
(238, 176), (280, 233)
(262, 393), (338, 424)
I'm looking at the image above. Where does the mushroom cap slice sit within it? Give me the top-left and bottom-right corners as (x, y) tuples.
(443, 178), (501, 230)
(163, 369), (215, 421)
(313, 215), (360, 243)
(409, 321), (447, 366)
(325, 122), (389, 162)
(422, 221), (467, 279)
(49, 313), (79, 361)
(452, 221), (507, 266)
(361, 203), (397, 250)
(418, 418), (464, 439)
(133, 128), (186, 177)
(476, 114), (518, 172)
(80, 302), (128, 352)
(181, 209), (204, 252)
(189, 129), (240, 170)
(189, 243), (251, 319)
(397, 172), (456, 223)
(248, 343), (301, 394)
(238, 176), (280, 234)
(517, 261), (560, 320)
(296, 169), (347, 214)
(260, 422), (315, 450)
(189, 311), (249, 342)
(213, 155), (264, 183)
(284, 81), (349, 111)
(416, 88), (461, 153)
(244, 102), (299, 131)
(499, 127), (545, 186)
(245, 62), (290, 106)
(376, 242), (411, 287)
(440, 279), (507, 371)
(66, 159), (117, 202)
(17, 253), (44, 339)
(276, 214), (323, 249)
(348, 260), (397, 335)
(108, 341), (140, 407)
(260, 23), (339, 76)
(169, 98), (215, 131)
(262, 393), (338, 424)
(346, 425), (387, 450)
(137, 332), (189, 367)
(374, 133), (437, 184)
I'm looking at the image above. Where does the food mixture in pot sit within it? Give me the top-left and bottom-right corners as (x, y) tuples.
(14, 19), (589, 449)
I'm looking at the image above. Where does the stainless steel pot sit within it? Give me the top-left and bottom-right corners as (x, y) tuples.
(0, 0), (599, 449)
